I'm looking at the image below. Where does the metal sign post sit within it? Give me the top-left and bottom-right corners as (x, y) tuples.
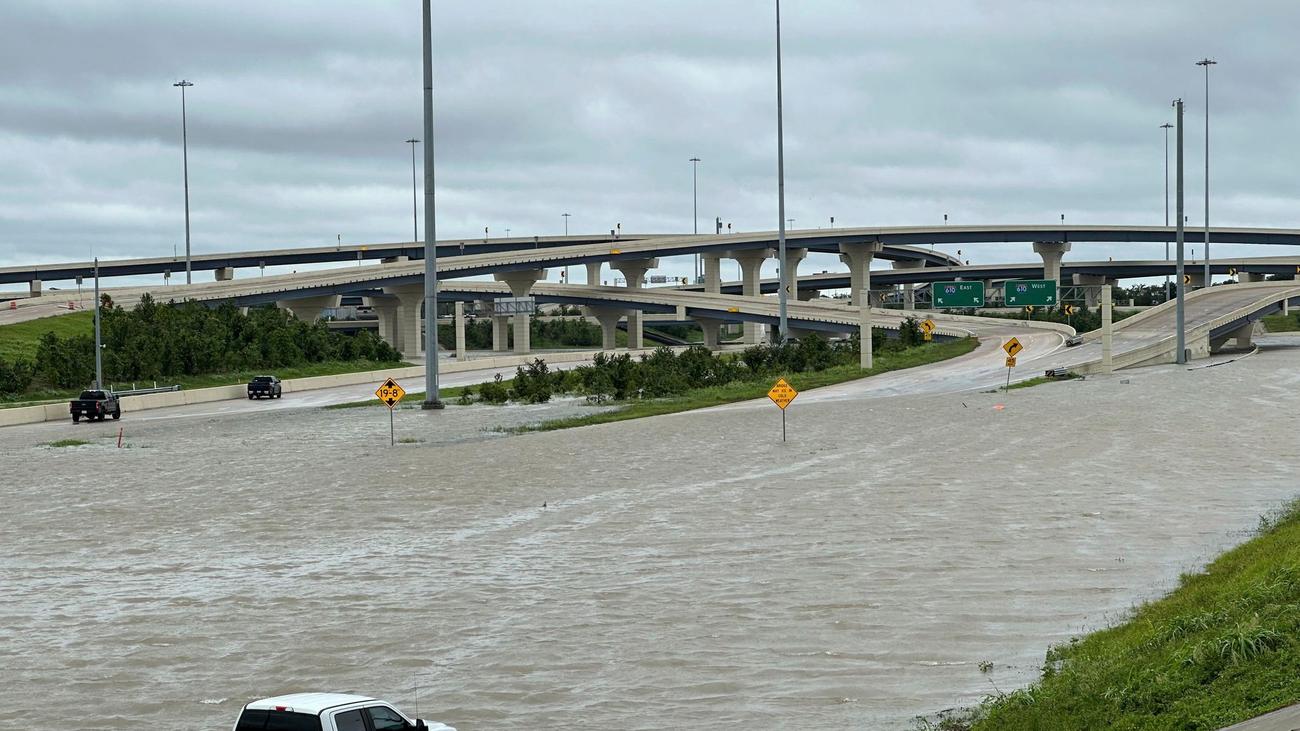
(376, 378), (407, 445)
(767, 378), (798, 442)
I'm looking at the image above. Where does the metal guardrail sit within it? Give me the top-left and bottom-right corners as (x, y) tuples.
(110, 384), (181, 396)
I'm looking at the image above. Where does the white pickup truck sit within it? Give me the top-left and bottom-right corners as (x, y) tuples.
(233, 693), (455, 731)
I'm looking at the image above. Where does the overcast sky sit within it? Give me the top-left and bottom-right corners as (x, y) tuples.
(3, 0), (1299, 282)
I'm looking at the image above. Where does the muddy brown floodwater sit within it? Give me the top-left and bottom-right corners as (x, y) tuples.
(4, 343), (1300, 729)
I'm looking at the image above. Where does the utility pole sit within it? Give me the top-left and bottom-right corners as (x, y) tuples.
(406, 138), (420, 243)
(1162, 122), (1173, 302)
(93, 258), (102, 390)
(1197, 58), (1217, 290)
(173, 80), (194, 285)
(690, 157), (701, 283)
(420, 0), (443, 409)
(1174, 99), (1187, 364)
(562, 212), (571, 284)
(773, 0), (789, 342)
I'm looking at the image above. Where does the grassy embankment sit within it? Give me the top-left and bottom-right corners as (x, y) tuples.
(932, 499), (1300, 730)
(518, 338), (977, 432)
(1261, 313), (1300, 333)
(0, 313), (411, 408)
(1004, 372), (1083, 391)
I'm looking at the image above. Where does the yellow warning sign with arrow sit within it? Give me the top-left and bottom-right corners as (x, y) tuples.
(375, 378), (406, 410)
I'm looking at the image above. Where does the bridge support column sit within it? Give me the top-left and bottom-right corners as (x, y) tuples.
(1101, 284), (1113, 374)
(1073, 273), (1118, 307)
(586, 261), (603, 286)
(453, 301), (466, 359)
(1187, 272), (1207, 289)
(695, 317), (723, 350)
(859, 289), (873, 369)
(839, 242), (885, 306)
(1285, 299), (1291, 316)
(584, 306), (623, 350)
(366, 297), (401, 352)
(782, 248), (807, 300)
(1033, 241), (1071, 286)
(493, 315), (509, 352)
(797, 288), (819, 301)
(730, 249), (772, 344)
(275, 294), (340, 323)
(893, 259), (925, 310)
(383, 284), (425, 359)
(702, 253), (722, 294)
(29, 279), (41, 297)
(1238, 271), (1263, 283)
(613, 258), (658, 350)
(215, 267), (235, 281)
(494, 269), (547, 355)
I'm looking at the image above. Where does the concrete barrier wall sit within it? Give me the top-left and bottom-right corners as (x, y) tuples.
(0, 349), (629, 429)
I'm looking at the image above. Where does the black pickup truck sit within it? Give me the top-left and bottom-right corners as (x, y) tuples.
(247, 375), (282, 399)
(70, 390), (120, 422)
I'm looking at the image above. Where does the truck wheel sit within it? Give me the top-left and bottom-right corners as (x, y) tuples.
(72, 414), (80, 423)
(112, 409), (121, 420)
(248, 394), (254, 400)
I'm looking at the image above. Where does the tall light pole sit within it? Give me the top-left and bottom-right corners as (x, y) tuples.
(1196, 58), (1217, 290)
(1162, 122), (1173, 301)
(690, 157), (701, 282)
(562, 212), (572, 285)
(774, 0), (789, 342)
(1174, 99), (1187, 364)
(173, 80), (194, 285)
(420, 0), (443, 409)
(406, 138), (420, 243)
(93, 258), (103, 390)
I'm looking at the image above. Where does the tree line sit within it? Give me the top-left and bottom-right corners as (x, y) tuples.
(0, 294), (401, 396)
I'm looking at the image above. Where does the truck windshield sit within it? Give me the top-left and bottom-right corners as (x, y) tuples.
(235, 709), (320, 731)
(79, 391), (104, 400)
(253, 377), (274, 383)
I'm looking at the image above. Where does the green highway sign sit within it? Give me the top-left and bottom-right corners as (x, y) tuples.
(1005, 279), (1058, 306)
(932, 281), (984, 308)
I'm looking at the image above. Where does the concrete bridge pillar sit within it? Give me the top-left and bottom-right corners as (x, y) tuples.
(782, 248), (807, 300)
(366, 297), (401, 352)
(613, 258), (658, 350)
(797, 288), (819, 301)
(1187, 272), (1207, 289)
(730, 249), (773, 344)
(29, 279), (41, 297)
(838, 241), (885, 306)
(275, 294), (340, 323)
(215, 267), (235, 281)
(1073, 273), (1118, 307)
(702, 253), (722, 294)
(453, 301), (466, 359)
(1238, 271), (1263, 283)
(695, 317), (724, 350)
(494, 268), (547, 355)
(893, 259), (925, 310)
(382, 284), (425, 359)
(584, 305), (624, 350)
(586, 261), (603, 286)
(1032, 241), (1071, 286)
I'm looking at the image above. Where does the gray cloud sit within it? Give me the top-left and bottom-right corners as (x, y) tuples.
(3, 0), (1300, 284)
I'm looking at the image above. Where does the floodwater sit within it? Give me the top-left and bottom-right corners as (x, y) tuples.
(4, 341), (1300, 729)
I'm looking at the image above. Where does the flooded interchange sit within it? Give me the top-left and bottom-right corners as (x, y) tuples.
(7, 2), (1300, 730)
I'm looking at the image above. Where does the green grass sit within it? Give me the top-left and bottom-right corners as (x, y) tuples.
(0, 311), (94, 362)
(1005, 372), (1082, 390)
(514, 338), (979, 433)
(1262, 313), (1300, 333)
(324, 379), (499, 409)
(44, 438), (90, 448)
(942, 499), (1300, 731)
(1, 359), (411, 409)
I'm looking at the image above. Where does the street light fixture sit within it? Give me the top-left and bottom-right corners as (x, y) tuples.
(1161, 122), (1173, 301)
(773, 0), (789, 342)
(419, 0), (443, 409)
(690, 157), (701, 282)
(1174, 98), (1187, 364)
(173, 80), (194, 285)
(1196, 57), (1217, 289)
(405, 139), (420, 244)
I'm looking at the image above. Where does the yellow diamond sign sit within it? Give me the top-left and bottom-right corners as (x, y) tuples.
(1003, 337), (1024, 358)
(375, 377), (406, 410)
(767, 378), (798, 410)
(920, 318), (936, 334)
